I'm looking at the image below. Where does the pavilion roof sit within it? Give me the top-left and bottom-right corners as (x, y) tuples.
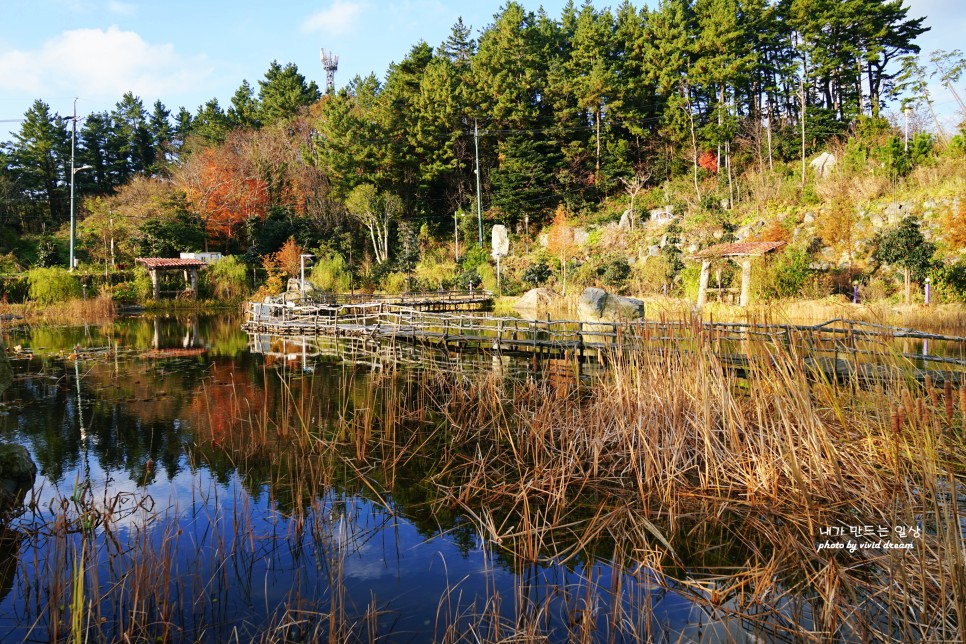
(136, 257), (207, 270)
(693, 241), (786, 259)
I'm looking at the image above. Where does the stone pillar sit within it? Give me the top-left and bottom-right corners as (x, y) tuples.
(150, 269), (159, 299)
(190, 269), (198, 296)
(739, 257), (752, 307)
(696, 260), (711, 308)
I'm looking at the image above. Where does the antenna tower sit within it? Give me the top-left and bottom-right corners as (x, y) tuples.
(320, 49), (339, 94)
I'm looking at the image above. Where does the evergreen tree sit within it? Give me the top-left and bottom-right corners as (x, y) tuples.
(5, 100), (70, 230)
(193, 99), (231, 145)
(149, 100), (173, 173)
(111, 92), (155, 179)
(228, 80), (261, 129)
(257, 61), (321, 125)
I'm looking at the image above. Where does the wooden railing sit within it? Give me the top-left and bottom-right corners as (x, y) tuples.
(244, 302), (966, 381)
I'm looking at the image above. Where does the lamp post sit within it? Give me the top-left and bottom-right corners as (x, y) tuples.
(852, 281), (858, 304)
(69, 163), (92, 271)
(300, 254), (313, 296)
(69, 98), (92, 272)
(925, 277), (931, 306)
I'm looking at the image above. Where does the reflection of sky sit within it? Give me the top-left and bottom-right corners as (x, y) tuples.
(0, 316), (818, 641)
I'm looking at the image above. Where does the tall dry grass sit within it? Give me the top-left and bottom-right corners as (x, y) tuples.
(19, 321), (966, 641)
(0, 292), (116, 327)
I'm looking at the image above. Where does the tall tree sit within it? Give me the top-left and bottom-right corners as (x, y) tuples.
(258, 61), (321, 125)
(228, 80), (261, 129)
(4, 100), (70, 231)
(344, 183), (401, 263)
(111, 92), (155, 179)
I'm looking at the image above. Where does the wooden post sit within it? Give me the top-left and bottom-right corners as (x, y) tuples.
(739, 258), (752, 307)
(150, 269), (159, 299)
(697, 260), (711, 308)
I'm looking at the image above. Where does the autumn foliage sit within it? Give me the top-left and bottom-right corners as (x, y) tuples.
(176, 147), (269, 248)
(698, 150), (718, 174)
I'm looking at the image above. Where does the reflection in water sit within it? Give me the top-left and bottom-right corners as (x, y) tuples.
(0, 314), (956, 640)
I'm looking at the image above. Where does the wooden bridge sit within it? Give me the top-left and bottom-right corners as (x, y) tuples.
(243, 300), (966, 386)
(299, 289), (493, 312)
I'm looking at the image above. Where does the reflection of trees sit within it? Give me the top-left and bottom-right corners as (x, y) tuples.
(0, 315), (257, 486)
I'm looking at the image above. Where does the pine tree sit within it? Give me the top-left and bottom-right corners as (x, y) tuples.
(228, 80), (261, 129)
(258, 61), (321, 125)
(6, 100), (70, 230)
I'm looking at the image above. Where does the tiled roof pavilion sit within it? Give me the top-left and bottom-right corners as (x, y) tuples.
(135, 257), (207, 298)
(692, 241), (787, 307)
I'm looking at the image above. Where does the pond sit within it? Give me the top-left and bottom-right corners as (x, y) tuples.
(0, 312), (958, 641)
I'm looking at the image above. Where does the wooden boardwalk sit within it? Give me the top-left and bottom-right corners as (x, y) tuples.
(299, 289), (493, 312)
(243, 300), (966, 386)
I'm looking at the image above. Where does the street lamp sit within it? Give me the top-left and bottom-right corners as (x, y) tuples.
(69, 163), (93, 271)
(300, 254), (313, 296)
(68, 98), (92, 272)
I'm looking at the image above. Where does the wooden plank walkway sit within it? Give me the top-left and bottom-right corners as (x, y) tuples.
(302, 289), (493, 312)
(242, 301), (966, 386)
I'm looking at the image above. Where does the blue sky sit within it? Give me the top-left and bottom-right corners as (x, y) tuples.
(1, 0), (964, 140)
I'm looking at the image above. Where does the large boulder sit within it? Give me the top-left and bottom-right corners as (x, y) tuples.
(514, 288), (564, 314)
(0, 443), (36, 512)
(577, 288), (645, 327)
(810, 151), (837, 178)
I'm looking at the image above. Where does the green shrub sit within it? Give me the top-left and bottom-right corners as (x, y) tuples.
(27, 267), (81, 304)
(204, 256), (249, 300)
(112, 266), (152, 304)
(522, 261), (552, 286)
(309, 253), (352, 293)
(601, 258), (631, 291)
(630, 256), (674, 295)
(680, 264), (702, 300)
(380, 271), (410, 293)
(754, 246), (814, 300)
(414, 253), (459, 290)
(930, 261), (966, 303)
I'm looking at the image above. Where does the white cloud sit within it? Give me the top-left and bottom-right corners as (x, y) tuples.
(0, 26), (211, 101)
(301, 0), (367, 36)
(108, 0), (137, 15)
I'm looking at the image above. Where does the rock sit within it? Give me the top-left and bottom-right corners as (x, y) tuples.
(0, 443), (36, 512)
(884, 201), (908, 225)
(286, 278), (315, 294)
(648, 245), (660, 257)
(491, 224), (509, 257)
(803, 212), (815, 225)
(618, 208), (635, 230)
(810, 151), (837, 178)
(649, 206), (675, 226)
(577, 288), (645, 329)
(538, 233), (549, 248)
(514, 288), (564, 314)
(573, 228), (590, 246)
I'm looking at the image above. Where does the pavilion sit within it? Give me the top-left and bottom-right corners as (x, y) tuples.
(135, 257), (207, 299)
(693, 241), (786, 307)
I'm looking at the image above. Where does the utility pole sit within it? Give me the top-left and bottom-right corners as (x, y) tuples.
(454, 210), (460, 261)
(474, 119), (483, 248)
(70, 99), (77, 271)
(68, 99), (92, 272)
